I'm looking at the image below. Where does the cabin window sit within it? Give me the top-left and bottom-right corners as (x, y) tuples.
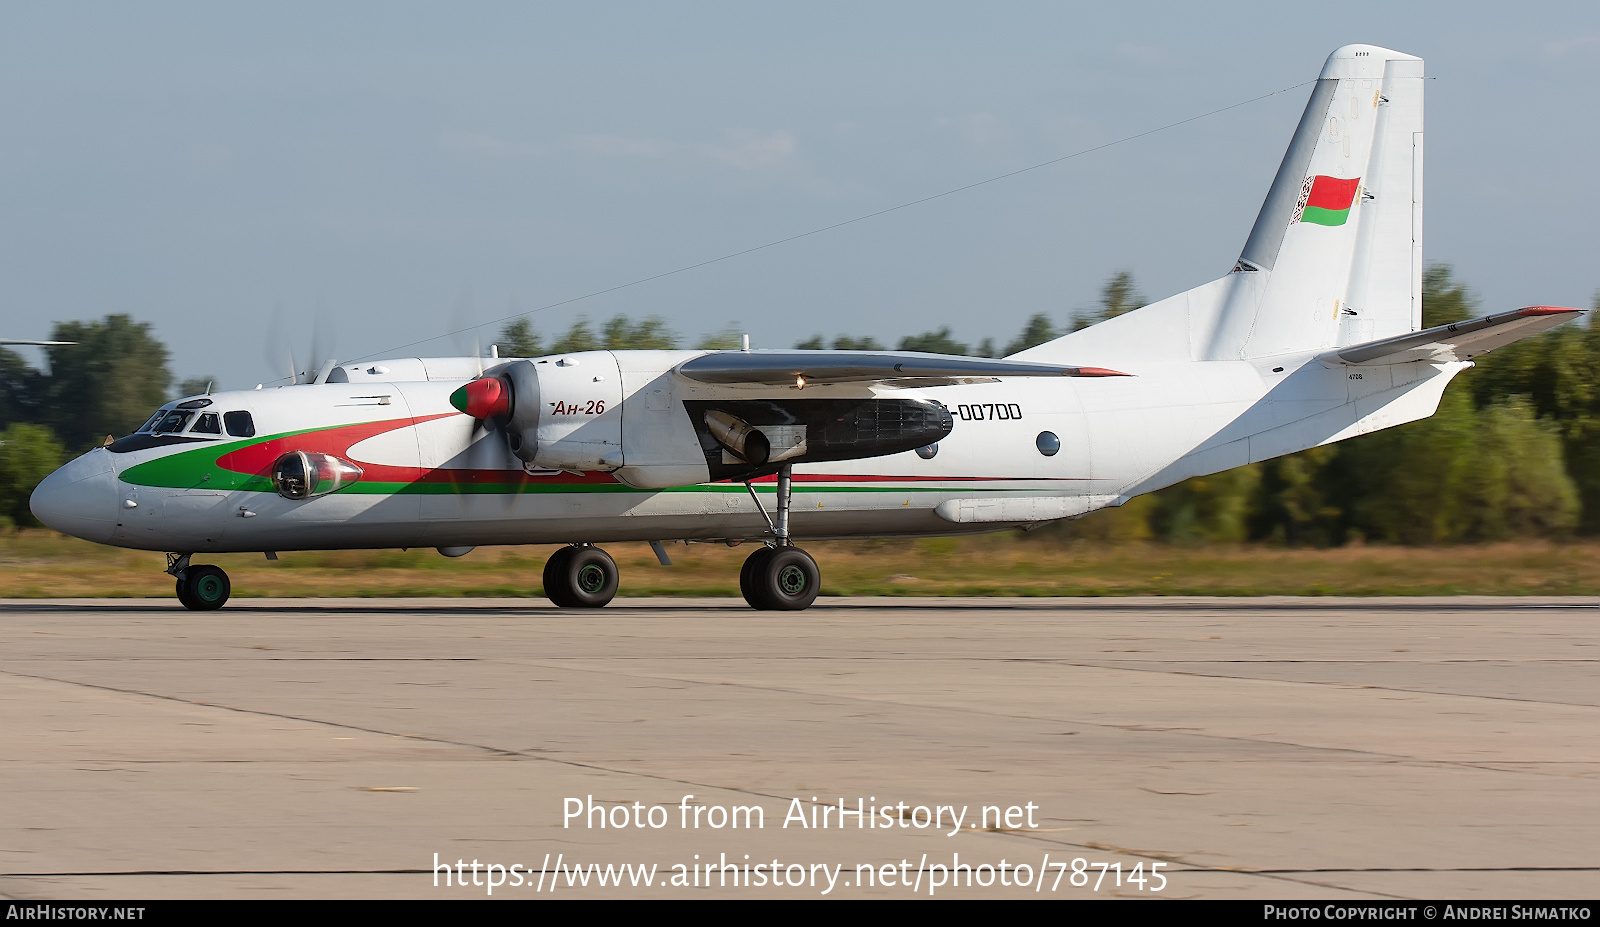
(191, 412), (221, 435)
(1036, 431), (1060, 457)
(224, 411), (256, 438)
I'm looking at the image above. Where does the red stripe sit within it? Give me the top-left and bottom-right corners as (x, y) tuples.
(1306, 175), (1360, 211)
(215, 415), (457, 482)
(737, 473), (1091, 484)
(216, 416), (1093, 487)
(209, 414), (621, 486)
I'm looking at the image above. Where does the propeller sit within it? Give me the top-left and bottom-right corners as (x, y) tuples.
(264, 304), (340, 385)
(303, 311), (337, 383)
(449, 360), (541, 467)
(447, 287), (491, 377)
(443, 365), (527, 511)
(444, 288), (549, 486)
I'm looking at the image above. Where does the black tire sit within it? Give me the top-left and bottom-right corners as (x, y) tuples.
(743, 546), (820, 611)
(178, 565), (230, 611)
(739, 546), (775, 606)
(545, 546), (619, 608)
(541, 546), (577, 607)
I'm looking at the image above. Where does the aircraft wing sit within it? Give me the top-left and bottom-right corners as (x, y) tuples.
(1317, 306), (1584, 367)
(674, 350), (1129, 387)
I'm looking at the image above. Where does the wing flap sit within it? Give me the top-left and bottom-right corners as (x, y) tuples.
(1318, 306), (1583, 367)
(675, 350), (1129, 387)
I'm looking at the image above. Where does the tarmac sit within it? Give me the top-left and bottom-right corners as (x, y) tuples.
(1, 596), (1597, 899)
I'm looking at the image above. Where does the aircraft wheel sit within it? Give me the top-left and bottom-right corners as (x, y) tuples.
(738, 545), (774, 605)
(177, 565), (231, 611)
(544, 545), (618, 608)
(742, 546), (819, 611)
(541, 546), (577, 606)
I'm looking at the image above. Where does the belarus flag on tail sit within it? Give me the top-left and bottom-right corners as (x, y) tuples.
(1294, 175), (1361, 227)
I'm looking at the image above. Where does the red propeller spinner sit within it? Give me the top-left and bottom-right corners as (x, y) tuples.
(448, 377), (510, 420)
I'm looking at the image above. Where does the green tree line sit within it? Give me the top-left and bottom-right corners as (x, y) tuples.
(0, 316), (172, 526)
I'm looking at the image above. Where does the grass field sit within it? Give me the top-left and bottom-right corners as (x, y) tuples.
(2, 530), (1600, 598)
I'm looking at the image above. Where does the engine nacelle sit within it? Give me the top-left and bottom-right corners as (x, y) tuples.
(684, 397), (953, 482)
(468, 353), (625, 471)
(452, 353), (954, 486)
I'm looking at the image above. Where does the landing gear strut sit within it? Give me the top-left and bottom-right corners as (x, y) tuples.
(740, 464), (820, 611)
(167, 553), (231, 611)
(543, 544), (619, 608)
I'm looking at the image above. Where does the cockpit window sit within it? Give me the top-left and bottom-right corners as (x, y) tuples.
(190, 412), (221, 435)
(224, 411), (255, 438)
(136, 411), (164, 434)
(151, 410), (193, 434)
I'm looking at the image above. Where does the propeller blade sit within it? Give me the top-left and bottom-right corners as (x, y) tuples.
(447, 287), (483, 373)
(307, 311), (337, 383)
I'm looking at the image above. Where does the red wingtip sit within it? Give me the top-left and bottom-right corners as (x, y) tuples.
(1073, 366), (1133, 377)
(1518, 306), (1585, 316)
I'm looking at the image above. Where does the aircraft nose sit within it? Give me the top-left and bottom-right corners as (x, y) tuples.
(30, 450), (118, 544)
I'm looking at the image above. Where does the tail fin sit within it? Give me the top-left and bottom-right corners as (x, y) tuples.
(1216, 44), (1424, 359)
(1015, 45), (1423, 367)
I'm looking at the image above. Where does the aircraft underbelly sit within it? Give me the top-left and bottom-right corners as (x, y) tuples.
(171, 479), (1078, 551)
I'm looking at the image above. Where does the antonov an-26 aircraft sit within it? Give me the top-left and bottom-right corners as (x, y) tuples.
(30, 45), (1583, 611)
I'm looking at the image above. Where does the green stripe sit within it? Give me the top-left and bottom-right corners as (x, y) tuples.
(119, 423), (351, 490)
(363, 482), (1002, 496)
(1300, 205), (1351, 227)
(116, 422), (1053, 496)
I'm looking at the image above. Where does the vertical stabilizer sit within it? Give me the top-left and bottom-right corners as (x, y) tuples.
(1012, 45), (1423, 370)
(1205, 45), (1423, 360)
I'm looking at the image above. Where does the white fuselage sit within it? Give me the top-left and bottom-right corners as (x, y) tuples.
(33, 347), (1461, 554)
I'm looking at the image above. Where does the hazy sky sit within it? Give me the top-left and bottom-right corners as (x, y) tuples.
(2, 2), (1596, 389)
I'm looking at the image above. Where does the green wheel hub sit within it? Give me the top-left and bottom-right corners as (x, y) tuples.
(777, 564), (809, 596)
(177, 565), (230, 611)
(194, 573), (226, 603)
(576, 563), (608, 594)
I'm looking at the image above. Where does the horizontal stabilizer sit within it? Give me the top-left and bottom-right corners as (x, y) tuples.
(1318, 306), (1583, 367)
(675, 350), (1129, 387)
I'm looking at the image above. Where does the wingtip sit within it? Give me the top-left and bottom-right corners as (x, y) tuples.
(1073, 367), (1133, 377)
(1518, 306), (1585, 316)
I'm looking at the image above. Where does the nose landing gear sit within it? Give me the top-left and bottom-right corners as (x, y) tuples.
(167, 553), (231, 611)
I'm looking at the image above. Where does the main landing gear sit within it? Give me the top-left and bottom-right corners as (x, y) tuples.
(540, 463), (821, 612)
(167, 553), (231, 611)
(738, 464), (820, 611)
(542, 543), (620, 608)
